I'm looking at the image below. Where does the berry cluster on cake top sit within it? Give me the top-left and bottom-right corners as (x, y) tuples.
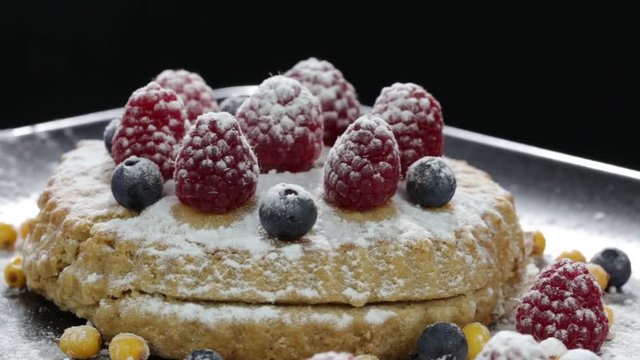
(105, 58), (453, 241)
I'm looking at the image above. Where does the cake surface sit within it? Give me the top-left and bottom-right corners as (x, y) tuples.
(23, 140), (526, 360)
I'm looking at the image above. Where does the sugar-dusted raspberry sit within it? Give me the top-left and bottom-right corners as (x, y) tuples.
(371, 83), (444, 175)
(516, 259), (609, 352)
(236, 75), (323, 172)
(285, 57), (360, 145)
(112, 82), (188, 180)
(174, 112), (259, 213)
(155, 69), (219, 121)
(324, 115), (401, 210)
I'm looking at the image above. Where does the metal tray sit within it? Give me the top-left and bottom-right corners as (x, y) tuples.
(1, 86), (639, 360)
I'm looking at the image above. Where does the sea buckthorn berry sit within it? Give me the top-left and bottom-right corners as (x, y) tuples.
(10, 256), (23, 265)
(586, 263), (610, 290)
(59, 325), (102, 359)
(4, 261), (26, 288)
(532, 230), (546, 256)
(604, 305), (614, 327)
(108, 333), (150, 360)
(462, 322), (491, 359)
(0, 222), (18, 250)
(556, 249), (586, 263)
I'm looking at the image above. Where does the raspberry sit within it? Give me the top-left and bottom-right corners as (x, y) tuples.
(285, 57), (360, 145)
(516, 259), (609, 353)
(371, 83), (444, 175)
(324, 115), (401, 210)
(155, 69), (219, 121)
(236, 75), (323, 172)
(112, 82), (188, 180)
(174, 112), (259, 213)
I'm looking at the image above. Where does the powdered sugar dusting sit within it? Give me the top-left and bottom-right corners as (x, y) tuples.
(117, 295), (354, 330)
(476, 331), (547, 359)
(364, 308), (397, 325)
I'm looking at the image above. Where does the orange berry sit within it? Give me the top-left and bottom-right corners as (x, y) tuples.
(59, 325), (102, 359)
(0, 222), (18, 250)
(586, 263), (610, 289)
(109, 333), (150, 360)
(604, 305), (614, 327)
(532, 230), (546, 256)
(4, 261), (26, 288)
(556, 250), (586, 263)
(463, 322), (491, 359)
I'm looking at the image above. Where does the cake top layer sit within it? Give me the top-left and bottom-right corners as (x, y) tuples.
(51, 141), (509, 256)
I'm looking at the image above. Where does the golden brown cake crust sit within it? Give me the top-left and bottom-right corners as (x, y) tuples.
(23, 140), (526, 359)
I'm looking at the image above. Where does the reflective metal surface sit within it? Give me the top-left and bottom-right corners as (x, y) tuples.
(1, 87), (639, 359)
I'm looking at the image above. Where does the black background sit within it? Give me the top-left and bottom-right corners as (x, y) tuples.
(2, 2), (639, 169)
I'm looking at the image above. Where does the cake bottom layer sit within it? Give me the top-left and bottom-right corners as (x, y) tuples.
(86, 279), (504, 360)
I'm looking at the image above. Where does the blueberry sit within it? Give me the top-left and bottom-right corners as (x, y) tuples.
(184, 349), (224, 360)
(417, 322), (468, 360)
(219, 95), (249, 115)
(103, 117), (121, 155)
(406, 157), (456, 208)
(259, 183), (317, 241)
(590, 248), (632, 290)
(111, 156), (163, 211)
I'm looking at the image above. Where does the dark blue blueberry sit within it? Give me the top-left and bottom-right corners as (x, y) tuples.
(259, 183), (317, 241)
(219, 95), (249, 115)
(111, 156), (163, 211)
(406, 157), (456, 208)
(417, 322), (468, 360)
(591, 248), (632, 290)
(184, 349), (224, 360)
(103, 117), (121, 155)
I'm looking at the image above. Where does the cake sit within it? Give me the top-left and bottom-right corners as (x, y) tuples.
(21, 63), (529, 360)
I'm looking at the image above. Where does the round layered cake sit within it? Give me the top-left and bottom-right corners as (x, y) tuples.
(23, 139), (526, 360)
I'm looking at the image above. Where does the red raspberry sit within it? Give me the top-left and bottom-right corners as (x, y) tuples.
(324, 115), (401, 210)
(112, 82), (188, 180)
(236, 75), (323, 173)
(371, 83), (444, 176)
(516, 259), (609, 353)
(174, 112), (259, 213)
(155, 69), (219, 121)
(285, 57), (360, 145)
